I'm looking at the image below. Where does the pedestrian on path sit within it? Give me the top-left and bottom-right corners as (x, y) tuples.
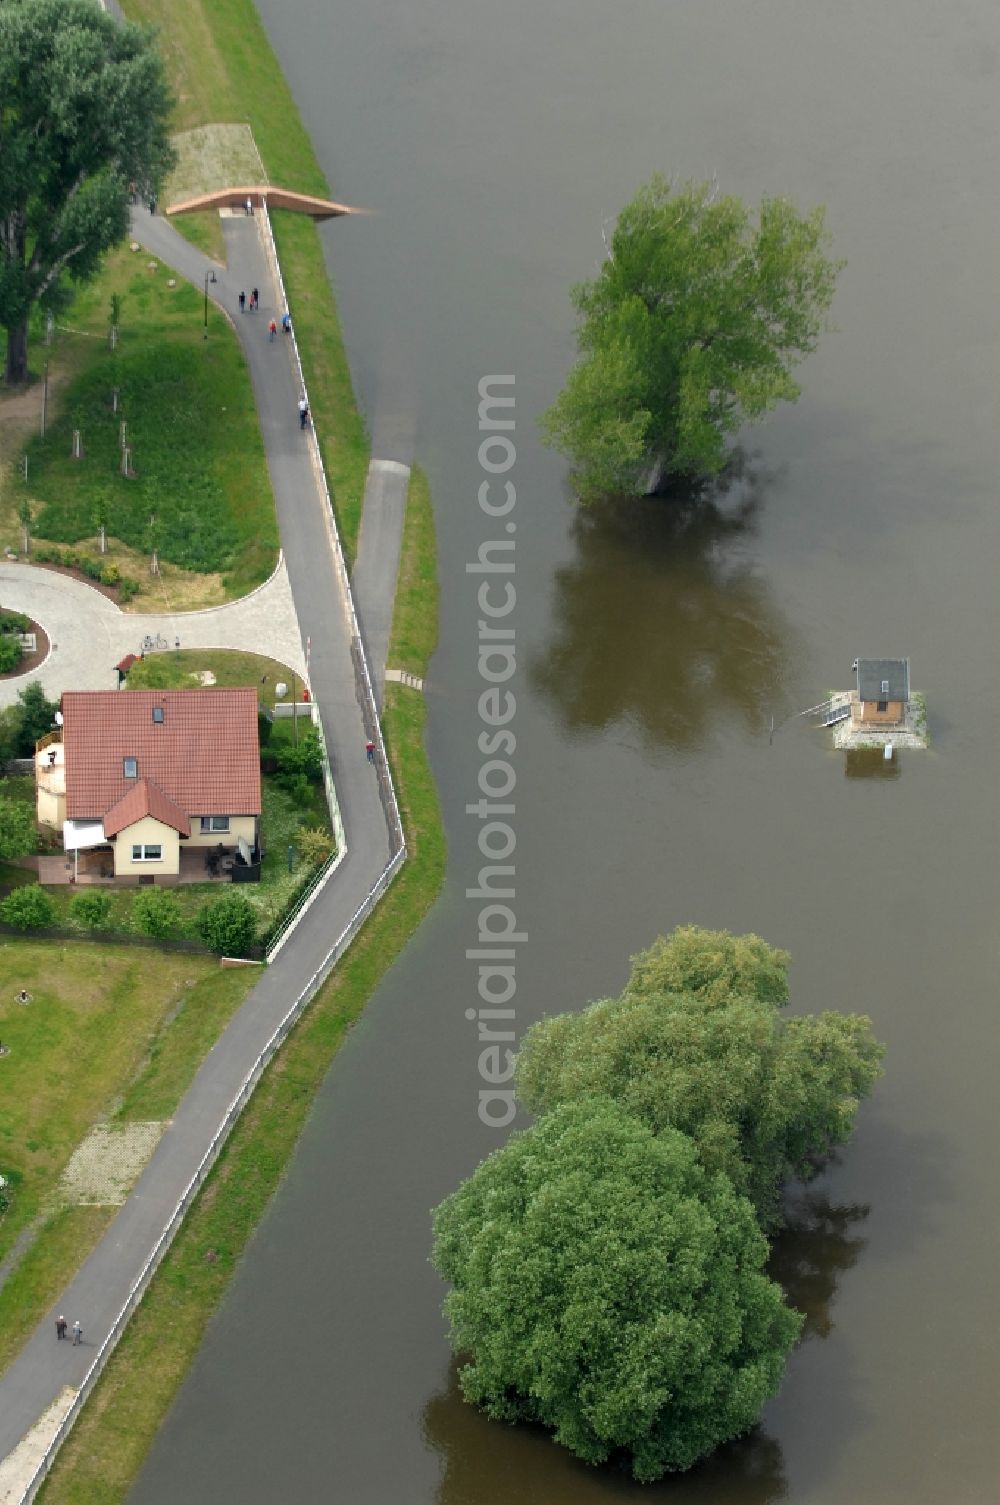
(148, 194), (156, 215)
(366, 741), (375, 763)
(71, 1320), (82, 1346)
(298, 396), (309, 430)
(238, 290), (246, 313)
(252, 286), (259, 311)
(55, 1315), (67, 1341)
(268, 318), (277, 341)
(245, 196), (253, 216)
(282, 312), (291, 335)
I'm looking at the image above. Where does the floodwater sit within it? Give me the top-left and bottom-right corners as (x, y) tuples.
(131, 3), (1000, 1502)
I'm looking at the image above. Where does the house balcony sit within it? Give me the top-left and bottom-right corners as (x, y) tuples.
(35, 731), (66, 800)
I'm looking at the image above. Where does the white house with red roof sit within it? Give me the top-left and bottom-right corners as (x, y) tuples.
(35, 688), (261, 882)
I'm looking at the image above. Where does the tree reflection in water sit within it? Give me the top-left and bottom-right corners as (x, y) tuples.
(531, 456), (798, 755)
(769, 1187), (871, 1341)
(423, 1365), (788, 1505)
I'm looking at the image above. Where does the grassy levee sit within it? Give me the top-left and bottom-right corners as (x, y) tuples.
(123, 0), (369, 562)
(36, 468), (442, 1505)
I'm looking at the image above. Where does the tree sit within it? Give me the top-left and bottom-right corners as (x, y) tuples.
(432, 1099), (801, 1480)
(0, 0), (175, 385)
(0, 706), (21, 763)
(0, 636), (22, 674)
(0, 882), (54, 930)
(515, 927), (884, 1229)
(131, 887), (181, 939)
(14, 681), (58, 752)
(69, 888), (112, 930)
(541, 177), (842, 497)
(0, 796), (36, 859)
(296, 825), (333, 866)
(197, 893), (257, 956)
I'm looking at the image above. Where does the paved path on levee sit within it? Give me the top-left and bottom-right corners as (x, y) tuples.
(0, 209), (399, 1487)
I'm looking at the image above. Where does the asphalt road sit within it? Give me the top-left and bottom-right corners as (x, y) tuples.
(0, 208), (398, 1477)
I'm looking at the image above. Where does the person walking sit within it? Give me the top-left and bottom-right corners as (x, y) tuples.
(71, 1319), (82, 1346)
(245, 196), (253, 216)
(55, 1315), (67, 1341)
(298, 396), (309, 430)
(281, 312), (292, 335)
(238, 290), (246, 313)
(148, 193), (156, 215)
(251, 287), (259, 311)
(268, 318), (277, 341)
(366, 741), (375, 764)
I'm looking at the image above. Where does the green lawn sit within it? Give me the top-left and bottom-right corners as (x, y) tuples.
(0, 946), (255, 1372)
(125, 647), (301, 706)
(17, 248), (278, 599)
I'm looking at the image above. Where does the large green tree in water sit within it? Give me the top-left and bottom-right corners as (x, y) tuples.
(542, 176), (842, 498)
(432, 1099), (802, 1481)
(516, 926), (884, 1230)
(0, 0), (175, 385)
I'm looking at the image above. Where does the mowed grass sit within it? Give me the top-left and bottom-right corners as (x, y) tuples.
(17, 248), (278, 597)
(122, 0), (328, 192)
(125, 647), (297, 706)
(36, 427), (443, 1505)
(0, 945), (256, 1370)
(121, 0), (370, 561)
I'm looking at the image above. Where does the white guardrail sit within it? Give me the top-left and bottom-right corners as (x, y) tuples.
(257, 199), (404, 854)
(20, 203), (409, 1501)
(22, 848), (405, 1503)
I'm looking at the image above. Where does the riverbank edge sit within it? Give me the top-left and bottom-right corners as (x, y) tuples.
(35, 468), (442, 1505)
(28, 7), (445, 1503)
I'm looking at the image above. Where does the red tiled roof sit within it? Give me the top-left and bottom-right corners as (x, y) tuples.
(103, 778), (191, 839)
(62, 689), (261, 821)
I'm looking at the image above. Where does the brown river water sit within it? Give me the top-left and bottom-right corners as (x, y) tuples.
(130, 3), (1000, 1502)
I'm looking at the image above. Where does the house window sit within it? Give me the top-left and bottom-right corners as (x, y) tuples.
(200, 816), (230, 833)
(152, 707), (164, 724)
(131, 843), (162, 862)
(123, 757), (138, 778)
(877, 700), (888, 713)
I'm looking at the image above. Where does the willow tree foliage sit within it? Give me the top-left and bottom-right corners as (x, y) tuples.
(432, 1099), (802, 1481)
(516, 927), (884, 1229)
(0, 0), (175, 384)
(542, 177), (842, 497)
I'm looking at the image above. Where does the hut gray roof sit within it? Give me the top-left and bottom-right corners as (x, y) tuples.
(856, 658), (910, 702)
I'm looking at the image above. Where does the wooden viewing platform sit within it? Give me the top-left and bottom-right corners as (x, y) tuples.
(166, 185), (365, 221)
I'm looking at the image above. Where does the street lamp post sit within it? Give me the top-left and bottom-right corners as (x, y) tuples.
(203, 269), (216, 338)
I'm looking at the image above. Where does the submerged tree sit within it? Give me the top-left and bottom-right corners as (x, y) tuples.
(542, 176), (842, 497)
(0, 0), (175, 384)
(516, 927), (884, 1229)
(432, 1099), (801, 1481)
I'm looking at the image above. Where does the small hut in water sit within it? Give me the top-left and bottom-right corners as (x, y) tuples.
(851, 658), (909, 728)
(820, 655), (927, 750)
